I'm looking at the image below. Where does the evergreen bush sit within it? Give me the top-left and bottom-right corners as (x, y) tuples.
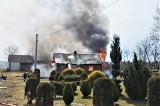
(50, 70), (56, 76)
(25, 77), (39, 104)
(123, 52), (151, 100)
(54, 73), (61, 81)
(93, 77), (114, 106)
(63, 82), (77, 94)
(58, 74), (64, 81)
(49, 75), (54, 81)
(62, 68), (76, 76)
(80, 71), (88, 80)
(113, 82), (120, 102)
(147, 75), (160, 106)
(114, 79), (122, 94)
(51, 81), (64, 95)
(36, 82), (55, 106)
(64, 75), (80, 82)
(63, 83), (74, 105)
(80, 79), (92, 97)
(88, 71), (106, 87)
(74, 68), (85, 75)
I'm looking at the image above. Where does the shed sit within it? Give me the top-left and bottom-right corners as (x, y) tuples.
(53, 51), (103, 73)
(8, 55), (34, 71)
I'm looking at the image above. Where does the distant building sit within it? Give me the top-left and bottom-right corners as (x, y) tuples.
(53, 51), (103, 73)
(8, 55), (34, 71)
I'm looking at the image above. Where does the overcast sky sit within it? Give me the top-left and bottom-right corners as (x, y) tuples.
(0, 0), (159, 61)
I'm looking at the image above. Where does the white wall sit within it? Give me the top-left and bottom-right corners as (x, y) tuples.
(10, 62), (20, 71)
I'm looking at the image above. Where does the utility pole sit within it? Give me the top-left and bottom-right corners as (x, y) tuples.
(35, 34), (38, 70)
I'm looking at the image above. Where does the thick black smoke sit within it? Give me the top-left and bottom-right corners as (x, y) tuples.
(62, 0), (109, 52)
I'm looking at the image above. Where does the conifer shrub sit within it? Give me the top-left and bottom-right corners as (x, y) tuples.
(25, 77), (39, 104)
(64, 75), (80, 82)
(80, 79), (92, 97)
(62, 68), (76, 76)
(49, 75), (55, 81)
(74, 68), (85, 75)
(70, 82), (77, 94)
(34, 69), (40, 75)
(63, 82), (77, 94)
(147, 75), (160, 106)
(33, 69), (40, 79)
(36, 82), (55, 106)
(63, 83), (74, 106)
(88, 71), (106, 87)
(54, 72), (61, 81)
(50, 70), (56, 76)
(114, 79), (122, 93)
(123, 53), (151, 100)
(51, 81), (64, 95)
(93, 77), (114, 106)
(80, 71), (88, 80)
(58, 74), (64, 81)
(113, 82), (120, 102)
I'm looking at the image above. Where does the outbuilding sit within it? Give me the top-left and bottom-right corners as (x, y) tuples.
(8, 55), (34, 71)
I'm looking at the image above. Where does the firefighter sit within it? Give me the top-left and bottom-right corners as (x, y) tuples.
(23, 72), (28, 81)
(1, 74), (7, 80)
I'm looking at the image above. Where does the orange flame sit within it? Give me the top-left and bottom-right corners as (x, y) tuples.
(98, 49), (107, 71)
(89, 65), (94, 72)
(98, 49), (106, 62)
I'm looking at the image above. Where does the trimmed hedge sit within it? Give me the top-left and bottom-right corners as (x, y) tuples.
(36, 82), (55, 106)
(51, 81), (64, 95)
(80, 79), (92, 97)
(25, 77), (39, 104)
(88, 71), (106, 87)
(64, 75), (80, 82)
(113, 81), (120, 102)
(63, 82), (77, 93)
(80, 71), (88, 80)
(62, 68), (76, 76)
(54, 73), (61, 81)
(49, 75), (55, 81)
(74, 68), (85, 75)
(50, 70), (56, 76)
(58, 74), (64, 81)
(63, 83), (74, 105)
(147, 76), (160, 106)
(93, 77), (114, 106)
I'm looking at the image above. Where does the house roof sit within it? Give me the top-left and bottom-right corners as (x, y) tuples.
(8, 55), (34, 63)
(53, 53), (102, 64)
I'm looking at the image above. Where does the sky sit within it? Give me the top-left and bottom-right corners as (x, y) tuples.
(0, 0), (159, 61)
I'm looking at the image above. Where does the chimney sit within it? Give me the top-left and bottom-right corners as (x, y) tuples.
(74, 51), (77, 55)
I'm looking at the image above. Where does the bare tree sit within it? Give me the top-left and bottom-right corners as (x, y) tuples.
(149, 2), (160, 71)
(136, 36), (152, 68)
(122, 49), (130, 62)
(4, 44), (19, 60)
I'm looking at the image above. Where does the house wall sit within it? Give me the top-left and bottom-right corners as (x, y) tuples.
(21, 63), (33, 71)
(79, 64), (102, 73)
(9, 62), (20, 71)
(56, 64), (68, 72)
(55, 63), (102, 73)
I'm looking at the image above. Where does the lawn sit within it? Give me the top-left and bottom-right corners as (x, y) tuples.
(0, 71), (147, 106)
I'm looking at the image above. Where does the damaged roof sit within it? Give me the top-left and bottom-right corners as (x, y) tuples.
(8, 55), (34, 63)
(53, 53), (102, 64)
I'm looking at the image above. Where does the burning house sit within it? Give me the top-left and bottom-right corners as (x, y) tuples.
(53, 51), (103, 73)
(8, 55), (34, 71)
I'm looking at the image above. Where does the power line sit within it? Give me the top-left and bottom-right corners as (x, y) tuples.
(43, 0), (120, 36)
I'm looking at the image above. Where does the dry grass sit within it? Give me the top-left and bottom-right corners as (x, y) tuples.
(0, 71), (147, 106)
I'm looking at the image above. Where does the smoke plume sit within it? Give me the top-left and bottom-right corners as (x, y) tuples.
(27, 0), (109, 61)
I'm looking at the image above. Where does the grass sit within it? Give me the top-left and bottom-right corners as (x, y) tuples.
(0, 71), (147, 106)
